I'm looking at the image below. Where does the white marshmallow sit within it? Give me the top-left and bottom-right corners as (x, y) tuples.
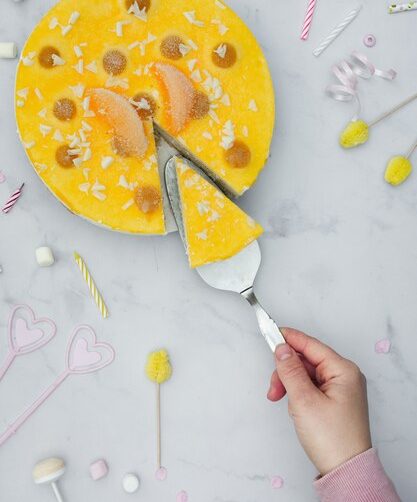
(35, 247), (55, 267)
(122, 473), (140, 493)
(0, 43), (18, 59)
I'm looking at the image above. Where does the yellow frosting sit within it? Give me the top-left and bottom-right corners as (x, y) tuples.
(384, 156), (412, 186)
(146, 350), (172, 384)
(176, 159), (263, 268)
(339, 120), (369, 149)
(16, 0), (275, 235)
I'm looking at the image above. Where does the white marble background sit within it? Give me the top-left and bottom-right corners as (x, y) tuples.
(0, 0), (416, 500)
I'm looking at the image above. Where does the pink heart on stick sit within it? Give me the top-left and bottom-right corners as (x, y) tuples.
(8, 305), (57, 355)
(66, 326), (115, 375)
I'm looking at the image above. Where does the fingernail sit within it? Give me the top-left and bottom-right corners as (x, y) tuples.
(275, 343), (292, 361)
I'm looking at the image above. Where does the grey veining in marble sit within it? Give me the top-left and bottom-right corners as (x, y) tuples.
(0, 0), (417, 500)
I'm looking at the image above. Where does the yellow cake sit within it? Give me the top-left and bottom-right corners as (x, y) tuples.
(175, 159), (263, 268)
(15, 0), (275, 236)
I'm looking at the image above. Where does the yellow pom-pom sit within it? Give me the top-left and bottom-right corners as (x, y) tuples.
(384, 156), (412, 186)
(146, 350), (172, 384)
(339, 120), (369, 149)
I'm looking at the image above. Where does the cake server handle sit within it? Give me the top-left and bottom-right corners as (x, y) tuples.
(241, 288), (286, 352)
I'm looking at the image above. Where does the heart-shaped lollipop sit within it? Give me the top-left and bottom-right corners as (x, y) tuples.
(0, 305), (56, 382)
(66, 325), (115, 375)
(8, 305), (56, 355)
(0, 324), (115, 448)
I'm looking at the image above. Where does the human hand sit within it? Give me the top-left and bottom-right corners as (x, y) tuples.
(268, 328), (372, 476)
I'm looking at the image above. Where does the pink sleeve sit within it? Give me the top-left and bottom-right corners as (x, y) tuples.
(314, 448), (401, 502)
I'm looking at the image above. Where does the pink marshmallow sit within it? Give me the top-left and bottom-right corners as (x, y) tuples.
(90, 459), (109, 481)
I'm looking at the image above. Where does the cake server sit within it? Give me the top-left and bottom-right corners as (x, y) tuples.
(164, 156), (285, 352)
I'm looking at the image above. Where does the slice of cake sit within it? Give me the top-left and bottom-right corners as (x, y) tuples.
(175, 158), (263, 268)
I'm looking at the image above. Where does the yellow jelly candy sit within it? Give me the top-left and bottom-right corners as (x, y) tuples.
(384, 156), (412, 186)
(146, 350), (172, 384)
(339, 120), (369, 149)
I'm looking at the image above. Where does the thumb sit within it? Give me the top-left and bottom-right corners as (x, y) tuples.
(275, 344), (320, 405)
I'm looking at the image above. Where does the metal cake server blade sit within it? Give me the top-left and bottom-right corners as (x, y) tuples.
(164, 156), (285, 352)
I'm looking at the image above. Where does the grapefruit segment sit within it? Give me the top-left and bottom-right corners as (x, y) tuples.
(154, 63), (195, 135)
(88, 88), (148, 158)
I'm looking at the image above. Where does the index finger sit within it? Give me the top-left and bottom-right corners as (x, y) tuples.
(281, 328), (344, 367)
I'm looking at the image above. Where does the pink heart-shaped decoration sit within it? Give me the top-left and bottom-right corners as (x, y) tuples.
(0, 171), (5, 184)
(8, 305), (57, 355)
(66, 325), (115, 374)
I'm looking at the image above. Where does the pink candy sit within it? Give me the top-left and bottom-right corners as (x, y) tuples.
(90, 459), (109, 481)
(176, 490), (188, 502)
(155, 467), (167, 481)
(375, 339), (391, 354)
(271, 475), (284, 489)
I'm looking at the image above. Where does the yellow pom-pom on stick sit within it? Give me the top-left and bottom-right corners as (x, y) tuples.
(385, 156), (412, 186)
(340, 91), (417, 149)
(339, 120), (369, 149)
(146, 350), (172, 473)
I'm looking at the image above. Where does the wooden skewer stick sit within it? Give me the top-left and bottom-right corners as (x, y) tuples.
(369, 92), (417, 128)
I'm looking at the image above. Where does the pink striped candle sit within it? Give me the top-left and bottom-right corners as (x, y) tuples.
(301, 0), (317, 41)
(2, 183), (24, 214)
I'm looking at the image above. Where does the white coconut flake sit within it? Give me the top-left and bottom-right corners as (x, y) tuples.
(52, 54), (66, 66)
(61, 25), (73, 36)
(211, 19), (229, 35)
(208, 211), (221, 222)
(197, 201), (210, 215)
(53, 129), (64, 141)
(69, 83), (85, 98)
(101, 156), (114, 169)
(122, 199), (134, 211)
(92, 191), (106, 201)
(79, 182), (90, 193)
(73, 59), (84, 74)
(73, 157), (83, 168)
(81, 120), (93, 132)
(34, 163), (48, 173)
(191, 69), (202, 82)
(16, 100), (25, 108)
(34, 88), (44, 100)
(92, 180), (105, 192)
(38, 108), (47, 118)
(17, 88), (29, 99)
(202, 132), (213, 140)
(85, 61), (98, 73)
(128, 2), (148, 22)
(208, 109), (220, 124)
(128, 41), (140, 51)
(248, 99), (258, 112)
(187, 59), (198, 71)
(105, 76), (129, 90)
(22, 51), (36, 66)
(118, 175), (129, 189)
(187, 39), (198, 50)
(23, 140), (35, 149)
(116, 20), (131, 37)
(215, 0), (226, 9)
(74, 45), (83, 58)
(49, 18), (59, 30)
(68, 11), (80, 25)
(83, 148), (92, 162)
(242, 125), (249, 137)
(214, 44), (227, 59)
(184, 11), (204, 27)
(221, 93), (231, 106)
(82, 168), (90, 179)
(179, 43), (192, 56)
(39, 125), (52, 137)
(196, 230), (208, 240)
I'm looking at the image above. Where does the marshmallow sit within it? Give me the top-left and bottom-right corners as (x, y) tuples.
(122, 473), (140, 494)
(35, 247), (55, 267)
(0, 43), (18, 59)
(89, 459), (108, 481)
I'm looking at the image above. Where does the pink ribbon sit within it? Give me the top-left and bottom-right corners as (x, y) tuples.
(326, 51), (397, 120)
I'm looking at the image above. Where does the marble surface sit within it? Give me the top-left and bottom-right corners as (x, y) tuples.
(0, 0), (417, 500)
